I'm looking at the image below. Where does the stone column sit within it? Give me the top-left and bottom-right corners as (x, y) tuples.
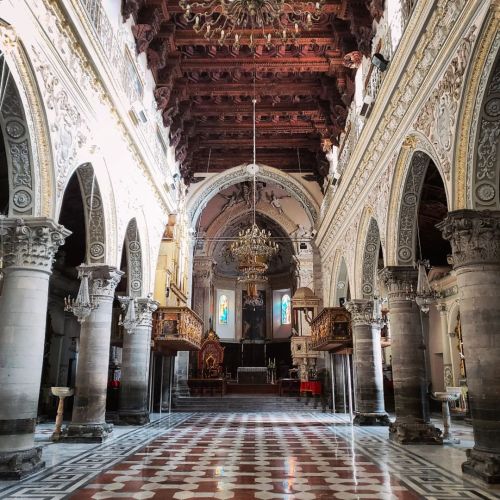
(439, 210), (500, 483)
(380, 267), (441, 444)
(161, 355), (175, 410)
(0, 218), (69, 479)
(119, 296), (159, 425)
(436, 303), (453, 388)
(346, 299), (389, 426)
(65, 265), (122, 442)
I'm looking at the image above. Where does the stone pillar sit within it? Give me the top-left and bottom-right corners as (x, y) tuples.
(380, 267), (441, 444)
(161, 356), (175, 410)
(439, 210), (500, 483)
(436, 303), (453, 388)
(346, 299), (389, 426)
(0, 218), (69, 479)
(119, 296), (159, 425)
(65, 265), (122, 442)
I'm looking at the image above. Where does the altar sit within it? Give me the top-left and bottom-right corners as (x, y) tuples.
(237, 366), (268, 384)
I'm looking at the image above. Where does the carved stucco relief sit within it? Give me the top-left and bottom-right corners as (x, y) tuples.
(414, 27), (477, 180)
(76, 164), (106, 264)
(361, 218), (380, 299)
(472, 53), (500, 209)
(126, 219), (143, 297)
(0, 58), (35, 216)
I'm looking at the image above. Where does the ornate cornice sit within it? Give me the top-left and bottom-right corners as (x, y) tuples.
(437, 209), (500, 268)
(1, 217), (70, 272)
(345, 299), (373, 327)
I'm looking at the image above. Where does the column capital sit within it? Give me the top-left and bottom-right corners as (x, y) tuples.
(136, 295), (160, 327)
(77, 264), (123, 299)
(438, 210), (500, 268)
(379, 266), (417, 303)
(345, 299), (373, 327)
(1, 217), (70, 273)
(436, 302), (448, 314)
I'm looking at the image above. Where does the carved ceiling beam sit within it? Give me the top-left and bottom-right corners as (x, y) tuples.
(177, 59), (341, 73)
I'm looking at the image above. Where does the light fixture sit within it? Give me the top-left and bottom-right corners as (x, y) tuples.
(64, 266), (99, 323)
(415, 259), (440, 314)
(64, 172), (100, 323)
(179, 0), (324, 50)
(230, 68), (278, 298)
(371, 53), (389, 71)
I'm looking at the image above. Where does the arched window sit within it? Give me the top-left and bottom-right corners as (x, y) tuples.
(219, 295), (228, 324)
(281, 294), (291, 325)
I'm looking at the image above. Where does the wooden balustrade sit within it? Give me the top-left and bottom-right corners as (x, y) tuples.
(310, 307), (352, 352)
(152, 306), (203, 354)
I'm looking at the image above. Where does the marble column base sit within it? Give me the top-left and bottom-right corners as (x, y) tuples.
(463, 448), (500, 484)
(0, 447), (44, 480)
(389, 419), (442, 444)
(62, 423), (113, 443)
(117, 411), (150, 426)
(354, 412), (391, 426)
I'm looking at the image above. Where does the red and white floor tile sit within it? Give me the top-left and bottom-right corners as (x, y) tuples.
(0, 412), (498, 500)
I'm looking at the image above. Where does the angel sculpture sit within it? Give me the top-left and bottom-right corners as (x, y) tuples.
(219, 190), (241, 213)
(266, 191), (290, 214)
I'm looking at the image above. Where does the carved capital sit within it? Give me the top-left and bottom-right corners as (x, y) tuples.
(437, 210), (500, 268)
(379, 267), (417, 303)
(77, 264), (123, 299)
(436, 302), (448, 314)
(1, 217), (70, 273)
(345, 299), (373, 326)
(136, 295), (160, 327)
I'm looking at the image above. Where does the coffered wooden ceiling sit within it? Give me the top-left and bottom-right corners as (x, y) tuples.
(122, 0), (384, 185)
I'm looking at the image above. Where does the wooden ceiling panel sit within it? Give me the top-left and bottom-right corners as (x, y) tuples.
(122, 0), (382, 184)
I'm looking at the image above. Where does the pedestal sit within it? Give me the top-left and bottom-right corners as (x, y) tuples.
(64, 265), (122, 442)
(0, 218), (69, 479)
(380, 267), (442, 444)
(432, 390), (460, 443)
(119, 297), (158, 425)
(439, 210), (500, 483)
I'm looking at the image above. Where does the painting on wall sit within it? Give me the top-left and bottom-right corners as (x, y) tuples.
(242, 290), (266, 340)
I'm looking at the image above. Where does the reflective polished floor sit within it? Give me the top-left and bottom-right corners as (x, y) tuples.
(0, 412), (499, 499)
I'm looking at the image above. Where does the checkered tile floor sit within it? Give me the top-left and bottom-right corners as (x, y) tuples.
(1, 413), (499, 499)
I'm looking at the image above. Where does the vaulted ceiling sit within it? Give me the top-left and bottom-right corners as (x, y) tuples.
(123, 0), (384, 185)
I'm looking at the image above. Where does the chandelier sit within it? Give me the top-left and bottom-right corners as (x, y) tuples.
(229, 76), (278, 299)
(415, 259), (440, 314)
(179, 0), (324, 49)
(64, 267), (99, 323)
(64, 172), (100, 323)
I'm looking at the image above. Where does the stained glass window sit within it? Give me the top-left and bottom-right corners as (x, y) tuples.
(281, 294), (291, 325)
(219, 294), (228, 324)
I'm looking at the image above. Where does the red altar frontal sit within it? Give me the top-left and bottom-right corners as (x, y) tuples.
(300, 380), (322, 396)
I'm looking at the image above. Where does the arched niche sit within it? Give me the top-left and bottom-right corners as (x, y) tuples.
(187, 164), (320, 227)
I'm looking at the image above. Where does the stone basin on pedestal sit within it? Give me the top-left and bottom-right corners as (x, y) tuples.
(432, 388), (461, 443)
(51, 387), (74, 441)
